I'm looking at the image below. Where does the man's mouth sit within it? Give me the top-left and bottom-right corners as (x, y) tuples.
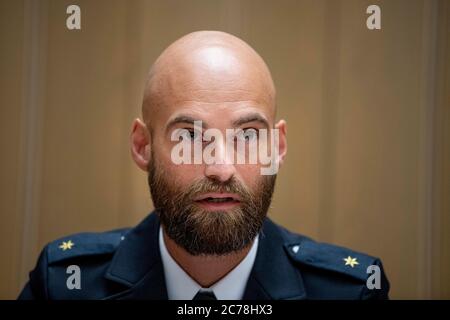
(194, 193), (241, 210)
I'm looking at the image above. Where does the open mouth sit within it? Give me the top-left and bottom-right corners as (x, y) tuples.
(200, 197), (237, 203)
(194, 193), (241, 209)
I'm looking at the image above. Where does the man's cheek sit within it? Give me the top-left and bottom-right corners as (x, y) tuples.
(235, 164), (261, 188)
(167, 161), (204, 183)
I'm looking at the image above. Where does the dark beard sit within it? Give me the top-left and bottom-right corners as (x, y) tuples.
(147, 156), (276, 256)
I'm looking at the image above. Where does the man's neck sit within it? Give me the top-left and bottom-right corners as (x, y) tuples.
(162, 230), (253, 288)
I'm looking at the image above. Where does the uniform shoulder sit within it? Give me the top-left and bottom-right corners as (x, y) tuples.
(275, 222), (383, 282)
(44, 227), (130, 265)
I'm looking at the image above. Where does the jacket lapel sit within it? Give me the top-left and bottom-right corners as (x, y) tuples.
(243, 219), (307, 300)
(103, 213), (168, 299)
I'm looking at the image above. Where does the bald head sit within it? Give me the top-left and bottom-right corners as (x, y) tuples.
(142, 31), (276, 128)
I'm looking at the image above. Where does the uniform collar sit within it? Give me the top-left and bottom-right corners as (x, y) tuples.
(104, 212), (306, 300)
(159, 225), (259, 300)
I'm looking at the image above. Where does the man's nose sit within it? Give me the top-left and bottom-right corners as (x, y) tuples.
(204, 163), (236, 182)
(204, 141), (236, 182)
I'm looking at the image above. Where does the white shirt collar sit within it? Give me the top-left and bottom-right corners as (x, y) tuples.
(159, 226), (259, 300)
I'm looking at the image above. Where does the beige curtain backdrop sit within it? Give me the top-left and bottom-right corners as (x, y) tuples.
(1, 0), (449, 299)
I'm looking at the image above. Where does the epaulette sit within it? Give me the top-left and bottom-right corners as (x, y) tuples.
(46, 228), (130, 264)
(284, 237), (379, 281)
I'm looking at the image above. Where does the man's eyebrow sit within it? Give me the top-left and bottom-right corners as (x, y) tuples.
(165, 115), (208, 130)
(232, 113), (270, 128)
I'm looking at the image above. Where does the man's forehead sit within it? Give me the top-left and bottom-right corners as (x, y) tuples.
(163, 104), (272, 129)
(153, 101), (274, 131)
(152, 66), (275, 129)
(162, 86), (273, 111)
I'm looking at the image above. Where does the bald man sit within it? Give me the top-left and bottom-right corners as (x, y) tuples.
(19, 31), (389, 300)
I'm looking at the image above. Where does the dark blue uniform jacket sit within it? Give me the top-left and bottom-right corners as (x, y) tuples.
(18, 212), (389, 300)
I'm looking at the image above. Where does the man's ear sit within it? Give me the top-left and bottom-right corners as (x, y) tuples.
(130, 118), (151, 171)
(274, 119), (287, 166)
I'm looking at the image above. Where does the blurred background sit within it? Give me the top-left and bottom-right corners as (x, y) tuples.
(1, 0), (449, 299)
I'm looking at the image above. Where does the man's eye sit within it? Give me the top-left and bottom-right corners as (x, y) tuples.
(236, 128), (258, 142)
(181, 129), (201, 141)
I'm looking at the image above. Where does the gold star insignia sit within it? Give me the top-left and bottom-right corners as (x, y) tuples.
(59, 240), (74, 251)
(343, 256), (359, 268)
